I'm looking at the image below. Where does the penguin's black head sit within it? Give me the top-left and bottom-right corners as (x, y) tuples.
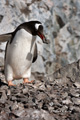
(25, 21), (49, 44)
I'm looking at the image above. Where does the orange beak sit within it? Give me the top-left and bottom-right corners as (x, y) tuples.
(37, 32), (50, 44)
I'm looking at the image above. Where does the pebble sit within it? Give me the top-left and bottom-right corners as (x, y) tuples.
(73, 82), (80, 88)
(72, 97), (80, 105)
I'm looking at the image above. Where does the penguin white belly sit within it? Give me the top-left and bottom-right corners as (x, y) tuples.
(5, 29), (36, 81)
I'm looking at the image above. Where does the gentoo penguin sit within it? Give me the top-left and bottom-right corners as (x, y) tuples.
(0, 21), (49, 86)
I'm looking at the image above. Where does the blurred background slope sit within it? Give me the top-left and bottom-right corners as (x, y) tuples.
(0, 0), (80, 76)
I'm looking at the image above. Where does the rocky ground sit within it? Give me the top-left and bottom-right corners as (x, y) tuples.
(0, 60), (80, 120)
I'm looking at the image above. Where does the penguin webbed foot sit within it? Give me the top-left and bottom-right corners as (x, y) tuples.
(23, 78), (34, 84)
(8, 80), (16, 86)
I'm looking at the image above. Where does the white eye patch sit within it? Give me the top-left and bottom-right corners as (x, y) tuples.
(35, 23), (42, 30)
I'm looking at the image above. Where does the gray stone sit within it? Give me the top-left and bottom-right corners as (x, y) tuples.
(73, 82), (80, 88)
(72, 97), (80, 105)
(62, 99), (72, 105)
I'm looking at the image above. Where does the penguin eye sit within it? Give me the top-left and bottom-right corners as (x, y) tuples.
(38, 25), (43, 32)
(35, 23), (42, 30)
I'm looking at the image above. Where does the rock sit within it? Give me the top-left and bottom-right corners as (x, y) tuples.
(69, 106), (80, 113)
(69, 89), (80, 97)
(12, 109), (26, 117)
(73, 82), (80, 88)
(49, 102), (54, 107)
(22, 88), (28, 94)
(62, 99), (72, 105)
(38, 84), (46, 91)
(0, 90), (7, 103)
(36, 92), (47, 101)
(61, 92), (68, 99)
(72, 97), (80, 105)
(11, 102), (19, 111)
(6, 89), (11, 96)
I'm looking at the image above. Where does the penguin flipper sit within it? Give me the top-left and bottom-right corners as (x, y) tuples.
(0, 33), (12, 42)
(32, 43), (38, 63)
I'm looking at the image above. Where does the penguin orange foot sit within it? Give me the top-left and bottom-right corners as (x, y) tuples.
(8, 80), (16, 86)
(23, 78), (34, 84)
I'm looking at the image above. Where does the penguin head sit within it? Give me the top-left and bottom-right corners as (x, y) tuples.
(26, 21), (49, 44)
